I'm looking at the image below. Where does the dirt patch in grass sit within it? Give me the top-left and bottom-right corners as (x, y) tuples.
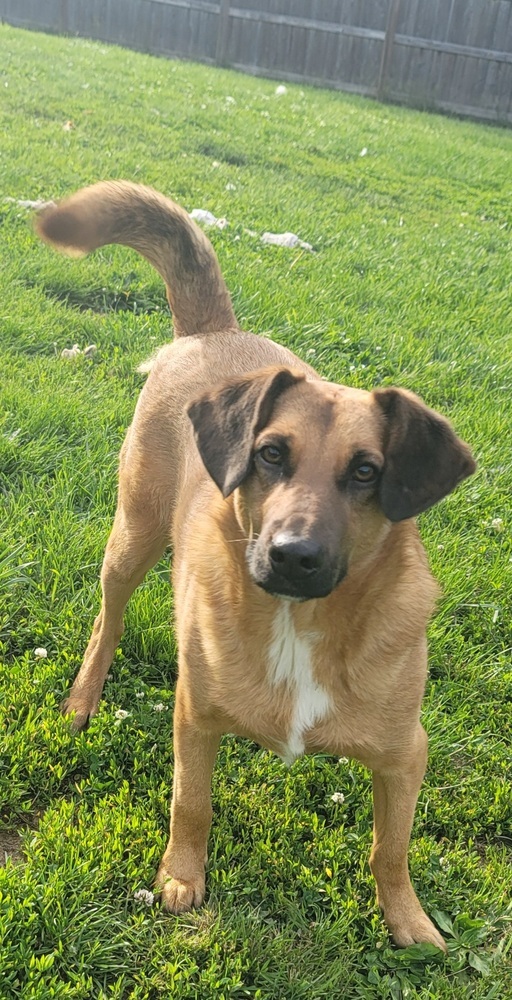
(0, 830), (25, 866)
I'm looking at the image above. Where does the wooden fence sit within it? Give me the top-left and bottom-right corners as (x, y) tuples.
(2, 0), (512, 124)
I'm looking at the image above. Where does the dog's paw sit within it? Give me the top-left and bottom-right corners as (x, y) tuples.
(60, 696), (96, 731)
(158, 875), (205, 915)
(387, 908), (446, 951)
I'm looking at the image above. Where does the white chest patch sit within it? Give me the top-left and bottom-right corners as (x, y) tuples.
(267, 603), (332, 765)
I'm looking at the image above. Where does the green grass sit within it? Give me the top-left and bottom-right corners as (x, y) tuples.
(1, 23), (511, 999)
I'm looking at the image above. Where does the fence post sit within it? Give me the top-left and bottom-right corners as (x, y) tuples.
(377, 0), (401, 100)
(60, 0), (68, 34)
(216, 0), (231, 66)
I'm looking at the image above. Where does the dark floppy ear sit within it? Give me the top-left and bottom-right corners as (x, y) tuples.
(373, 387), (476, 522)
(187, 366), (305, 497)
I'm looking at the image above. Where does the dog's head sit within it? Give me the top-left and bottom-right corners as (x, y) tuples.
(187, 367), (475, 601)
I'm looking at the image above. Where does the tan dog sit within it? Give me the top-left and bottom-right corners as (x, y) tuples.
(36, 182), (475, 949)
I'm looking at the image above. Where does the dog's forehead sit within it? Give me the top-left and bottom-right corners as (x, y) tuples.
(272, 377), (382, 437)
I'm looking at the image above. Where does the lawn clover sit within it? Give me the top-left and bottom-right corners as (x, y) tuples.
(153, 702), (166, 713)
(491, 518), (504, 532)
(331, 792), (345, 805)
(133, 889), (154, 906)
(114, 709), (130, 720)
(34, 647), (48, 659)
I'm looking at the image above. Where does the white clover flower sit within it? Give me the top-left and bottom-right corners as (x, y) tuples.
(330, 792), (345, 805)
(275, 85), (287, 96)
(34, 647), (48, 659)
(491, 518), (504, 532)
(133, 889), (154, 906)
(153, 702), (166, 713)
(135, 691), (145, 700)
(114, 709), (130, 720)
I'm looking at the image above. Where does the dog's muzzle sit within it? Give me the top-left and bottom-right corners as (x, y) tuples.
(248, 532), (342, 600)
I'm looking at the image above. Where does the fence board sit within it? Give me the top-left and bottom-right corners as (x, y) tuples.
(1, 0), (511, 123)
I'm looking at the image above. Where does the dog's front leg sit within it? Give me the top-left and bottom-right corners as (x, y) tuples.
(156, 681), (220, 914)
(369, 725), (446, 950)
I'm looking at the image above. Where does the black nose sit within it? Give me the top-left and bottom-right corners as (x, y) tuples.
(269, 534), (323, 581)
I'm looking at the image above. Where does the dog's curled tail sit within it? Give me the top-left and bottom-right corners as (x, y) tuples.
(35, 181), (238, 337)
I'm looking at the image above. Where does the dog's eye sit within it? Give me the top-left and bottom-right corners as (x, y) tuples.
(259, 445), (283, 466)
(352, 463), (378, 484)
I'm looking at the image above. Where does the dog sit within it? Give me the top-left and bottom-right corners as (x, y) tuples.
(36, 182), (475, 949)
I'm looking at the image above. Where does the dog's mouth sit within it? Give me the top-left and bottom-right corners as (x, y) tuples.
(255, 577), (333, 601)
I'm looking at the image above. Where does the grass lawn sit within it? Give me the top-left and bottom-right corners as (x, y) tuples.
(1, 22), (511, 1000)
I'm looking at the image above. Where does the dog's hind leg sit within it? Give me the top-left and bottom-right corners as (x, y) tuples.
(62, 499), (169, 730)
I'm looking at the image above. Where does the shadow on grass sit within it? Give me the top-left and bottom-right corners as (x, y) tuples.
(25, 278), (167, 316)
